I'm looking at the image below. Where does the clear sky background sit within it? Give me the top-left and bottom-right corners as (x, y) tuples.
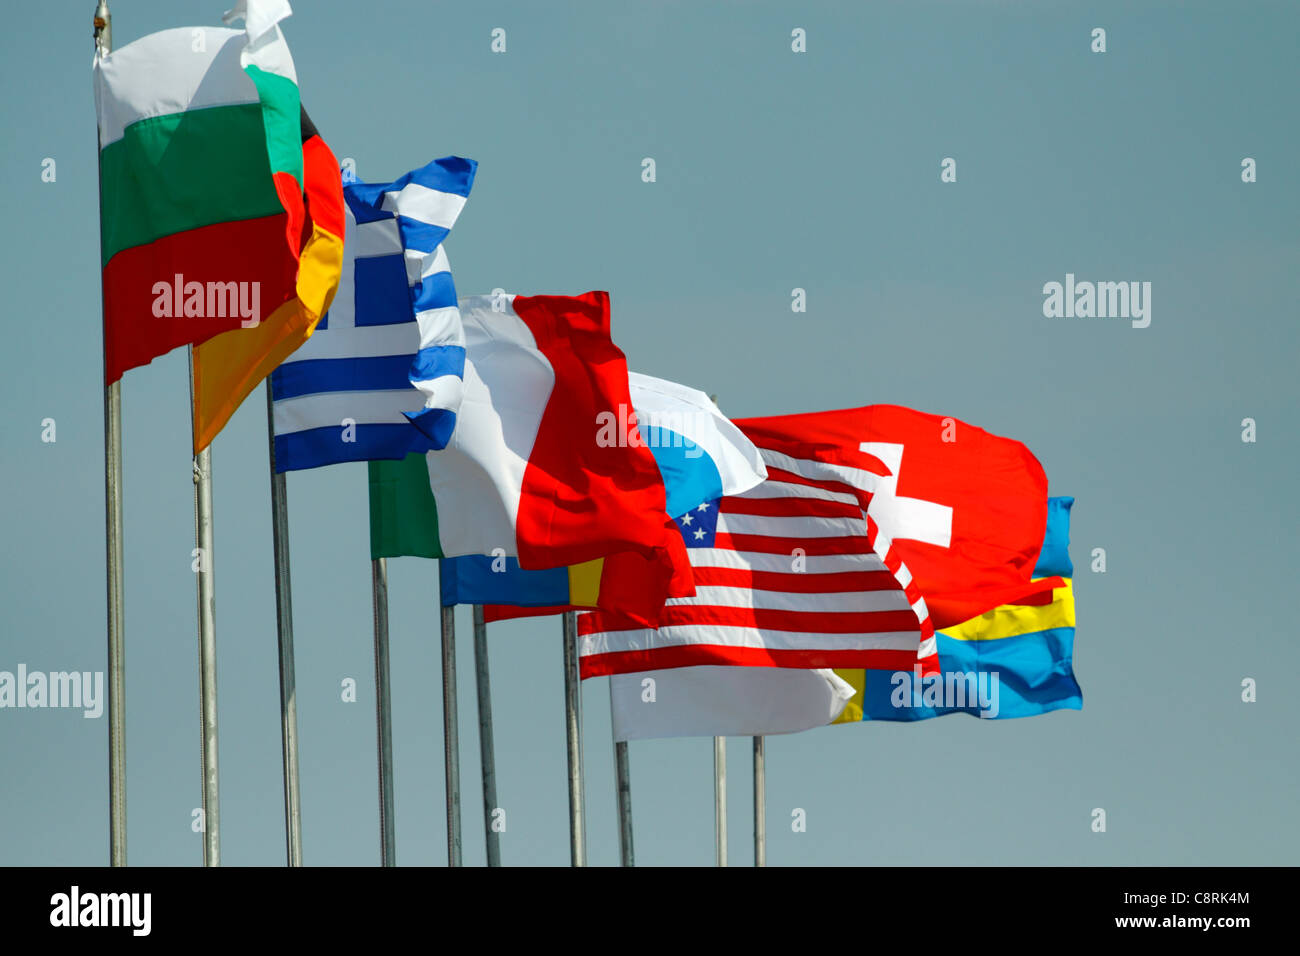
(1, 0), (1296, 866)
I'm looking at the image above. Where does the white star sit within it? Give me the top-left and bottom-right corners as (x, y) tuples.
(696, 502), (710, 512)
(693, 528), (706, 540)
(680, 513), (693, 526)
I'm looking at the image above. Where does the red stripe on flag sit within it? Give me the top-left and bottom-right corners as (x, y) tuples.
(712, 532), (872, 556)
(601, 604), (924, 635)
(102, 214), (299, 383)
(580, 645), (938, 679)
(719, 495), (859, 519)
(690, 566), (904, 594)
(759, 466), (872, 505)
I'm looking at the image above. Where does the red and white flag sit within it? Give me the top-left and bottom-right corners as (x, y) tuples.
(737, 404), (1051, 627)
(577, 426), (939, 679)
(593, 405), (1053, 739)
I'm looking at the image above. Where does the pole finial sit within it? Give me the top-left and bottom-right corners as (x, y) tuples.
(93, 1), (111, 55)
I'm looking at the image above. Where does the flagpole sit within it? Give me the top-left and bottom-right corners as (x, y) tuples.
(440, 605), (462, 866)
(561, 611), (587, 866)
(265, 385), (303, 865)
(371, 558), (396, 865)
(714, 736), (727, 866)
(189, 349), (220, 866)
(753, 736), (766, 867)
(471, 606), (500, 866)
(94, 0), (126, 869)
(704, 394), (728, 868)
(613, 737), (634, 866)
(609, 675), (634, 867)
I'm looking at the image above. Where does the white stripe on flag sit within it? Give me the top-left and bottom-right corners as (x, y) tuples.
(406, 246), (452, 286)
(95, 28), (251, 147)
(580, 625), (924, 658)
(736, 480), (859, 505)
(413, 374), (464, 412)
(420, 245), (450, 279)
(272, 389), (419, 432)
(715, 512), (865, 539)
(686, 549), (888, 574)
(665, 586), (914, 613)
(287, 322), (420, 362)
(381, 183), (467, 228)
(760, 448), (883, 494)
(414, 306), (464, 349)
(325, 205), (359, 330)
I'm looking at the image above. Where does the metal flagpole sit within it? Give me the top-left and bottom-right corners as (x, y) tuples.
(704, 393), (729, 868)
(265, 386), (303, 865)
(190, 348), (219, 866)
(471, 606), (500, 866)
(371, 558), (396, 865)
(714, 736), (727, 866)
(608, 666), (634, 866)
(753, 736), (766, 867)
(94, 0), (126, 869)
(561, 611), (587, 866)
(613, 737), (634, 866)
(440, 605), (462, 866)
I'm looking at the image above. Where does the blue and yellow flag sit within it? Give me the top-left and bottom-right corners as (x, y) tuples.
(834, 496), (1081, 722)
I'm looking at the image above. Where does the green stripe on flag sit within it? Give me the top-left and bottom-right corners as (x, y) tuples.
(369, 453), (443, 560)
(243, 65), (303, 186)
(98, 103), (285, 265)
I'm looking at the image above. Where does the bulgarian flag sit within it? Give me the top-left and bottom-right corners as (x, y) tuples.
(94, 0), (344, 450)
(369, 292), (680, 570)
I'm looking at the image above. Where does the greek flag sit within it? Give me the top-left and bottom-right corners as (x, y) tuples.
(270, 156), (477, 472)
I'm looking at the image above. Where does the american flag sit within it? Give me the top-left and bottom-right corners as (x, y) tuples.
(577, 430), (939, 679)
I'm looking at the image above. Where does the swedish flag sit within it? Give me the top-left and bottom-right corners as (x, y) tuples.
(834, 497), (1082, 721)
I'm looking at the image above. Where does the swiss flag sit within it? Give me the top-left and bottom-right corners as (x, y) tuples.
(736, 405), (1049, 628)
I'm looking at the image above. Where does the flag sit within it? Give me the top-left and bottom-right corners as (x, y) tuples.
(463, 372), (768, 623)
(442, 548), (689, 627)
(576, 427), (940, 678)
(95, 1), (312, 386)
(191, 109), (345, 450)
(368, 293), (677, 569)
(834, 496), (1082, 721)
(736, 404), (1049, 628)
(609, 666), (856, 742)
(270, 156), (476, 470)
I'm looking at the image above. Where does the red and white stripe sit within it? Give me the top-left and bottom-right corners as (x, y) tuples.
(577, 445), (938, 678)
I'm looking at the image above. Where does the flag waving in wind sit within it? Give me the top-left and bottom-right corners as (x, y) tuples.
(271, 157), (476, 470)
(835, 495), (1082, 722)
(578, 424), (939, 678)
(736, 404), (1050, 627)
(345, 159), (476, 445)
(368, 292), (679, 569)
(451, 371), (768, 624)
(191, 107), (345, 450)
(95, 1), (322, 386)
(608, 411), (1079, 740)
